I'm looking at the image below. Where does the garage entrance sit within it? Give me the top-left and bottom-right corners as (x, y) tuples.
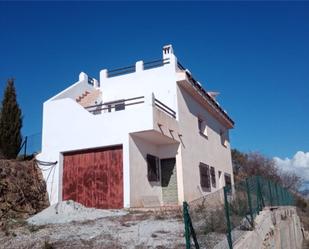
(62, 145), (123, 209)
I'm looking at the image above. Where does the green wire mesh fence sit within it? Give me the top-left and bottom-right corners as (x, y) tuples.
(183, 176), (295, 249)
(183, 188), (228, 249)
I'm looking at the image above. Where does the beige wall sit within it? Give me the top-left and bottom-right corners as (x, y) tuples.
(177, 84), (234, 202)
(128, 83), (234, 206)
(129, 134), (180, 207)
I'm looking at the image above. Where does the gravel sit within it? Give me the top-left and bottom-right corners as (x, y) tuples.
(1, 209), (185, 249)
(1, 201), (232, 248)
(27, 200), (127, 225)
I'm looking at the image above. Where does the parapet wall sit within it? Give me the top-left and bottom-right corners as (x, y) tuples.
(234, 206), (303, 249)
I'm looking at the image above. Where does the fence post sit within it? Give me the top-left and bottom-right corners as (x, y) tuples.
(268, 180), (273, 206)
(257, 176), (265, 210)
(275, 183), (279, 206)
(224, 186), (233, 249)
(183, 201), (191, 249)
(189, 216), (199, 249)
(256, 176), (261, 214)
(23, 136), (28, 159)
(245, 178), (254, 228)
(183, 202), (200, 249)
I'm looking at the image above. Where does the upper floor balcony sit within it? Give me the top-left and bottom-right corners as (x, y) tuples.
(83, 93), (180, 145)
(42, 92), (180, 153)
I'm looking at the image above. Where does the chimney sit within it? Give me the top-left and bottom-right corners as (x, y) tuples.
(162, 44), (174, 60)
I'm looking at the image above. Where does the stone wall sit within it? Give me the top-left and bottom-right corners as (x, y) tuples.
(233, 207), (303, 249)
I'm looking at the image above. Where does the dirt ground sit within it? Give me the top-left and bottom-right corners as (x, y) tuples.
(0, 210), (186, 249)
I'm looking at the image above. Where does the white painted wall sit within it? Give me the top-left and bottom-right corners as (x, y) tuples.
(100, 52), (179, 117)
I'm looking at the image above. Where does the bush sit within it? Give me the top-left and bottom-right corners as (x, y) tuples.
(296, 196), (308, 212)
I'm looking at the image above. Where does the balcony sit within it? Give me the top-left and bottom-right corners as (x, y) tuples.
(84, 94), (180, 144)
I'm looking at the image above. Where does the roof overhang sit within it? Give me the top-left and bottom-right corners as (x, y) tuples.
(177, 71), (235, 129)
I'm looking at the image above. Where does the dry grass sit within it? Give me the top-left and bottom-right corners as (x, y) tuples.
(295, 196), (309, 248)
(296, 197), (309, 231)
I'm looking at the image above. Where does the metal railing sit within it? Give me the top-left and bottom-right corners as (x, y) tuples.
(107, 58), (170, 78)
(108, 65), (136, 78)
(183, 176), (295, 249)
(144, 58), (170, 70)
(154, 98), (176, 119)
(177, 61), (186, 71)
(85, 94), (177, 119)
(85, 96), (145, 114)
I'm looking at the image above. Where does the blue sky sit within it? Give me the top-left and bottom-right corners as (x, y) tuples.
(0, 1), (308, 160)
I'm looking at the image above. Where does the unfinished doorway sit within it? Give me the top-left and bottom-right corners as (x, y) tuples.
(161, 158), (178, 205)
(62, 146), (123, 209)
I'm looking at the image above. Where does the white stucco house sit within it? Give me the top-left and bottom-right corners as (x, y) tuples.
(37, 45), (235, 209)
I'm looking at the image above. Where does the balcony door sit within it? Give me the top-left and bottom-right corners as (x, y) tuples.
(161, 158), (178, 205)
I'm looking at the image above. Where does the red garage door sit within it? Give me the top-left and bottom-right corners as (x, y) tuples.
(62, 146), (123, 209)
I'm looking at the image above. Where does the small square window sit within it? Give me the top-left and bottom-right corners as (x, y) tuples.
(147, 154), (160, 182)
(198, 117), (208, 137)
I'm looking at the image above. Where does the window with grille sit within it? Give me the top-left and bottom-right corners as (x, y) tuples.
(210, 166), (216, 188)
(147, 154), (160, 182)
(199, 163), (210, 191)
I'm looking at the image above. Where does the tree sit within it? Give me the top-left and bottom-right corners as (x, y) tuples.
(0, 79), (23, 159)
(279, 171), (302, 192)
(231, 149), (302, 192)
(231, 149), (248, 182)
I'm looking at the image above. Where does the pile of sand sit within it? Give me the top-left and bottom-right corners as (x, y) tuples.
(27, 200), (127, 225)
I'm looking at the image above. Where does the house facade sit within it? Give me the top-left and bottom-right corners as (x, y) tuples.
(37, 45), (235, 209)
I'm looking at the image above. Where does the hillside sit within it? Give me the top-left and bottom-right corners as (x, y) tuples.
(0, 159), (49, 224)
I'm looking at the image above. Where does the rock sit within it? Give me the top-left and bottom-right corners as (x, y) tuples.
(239, 216), (252, 230)
(0, 159), (49, 223)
